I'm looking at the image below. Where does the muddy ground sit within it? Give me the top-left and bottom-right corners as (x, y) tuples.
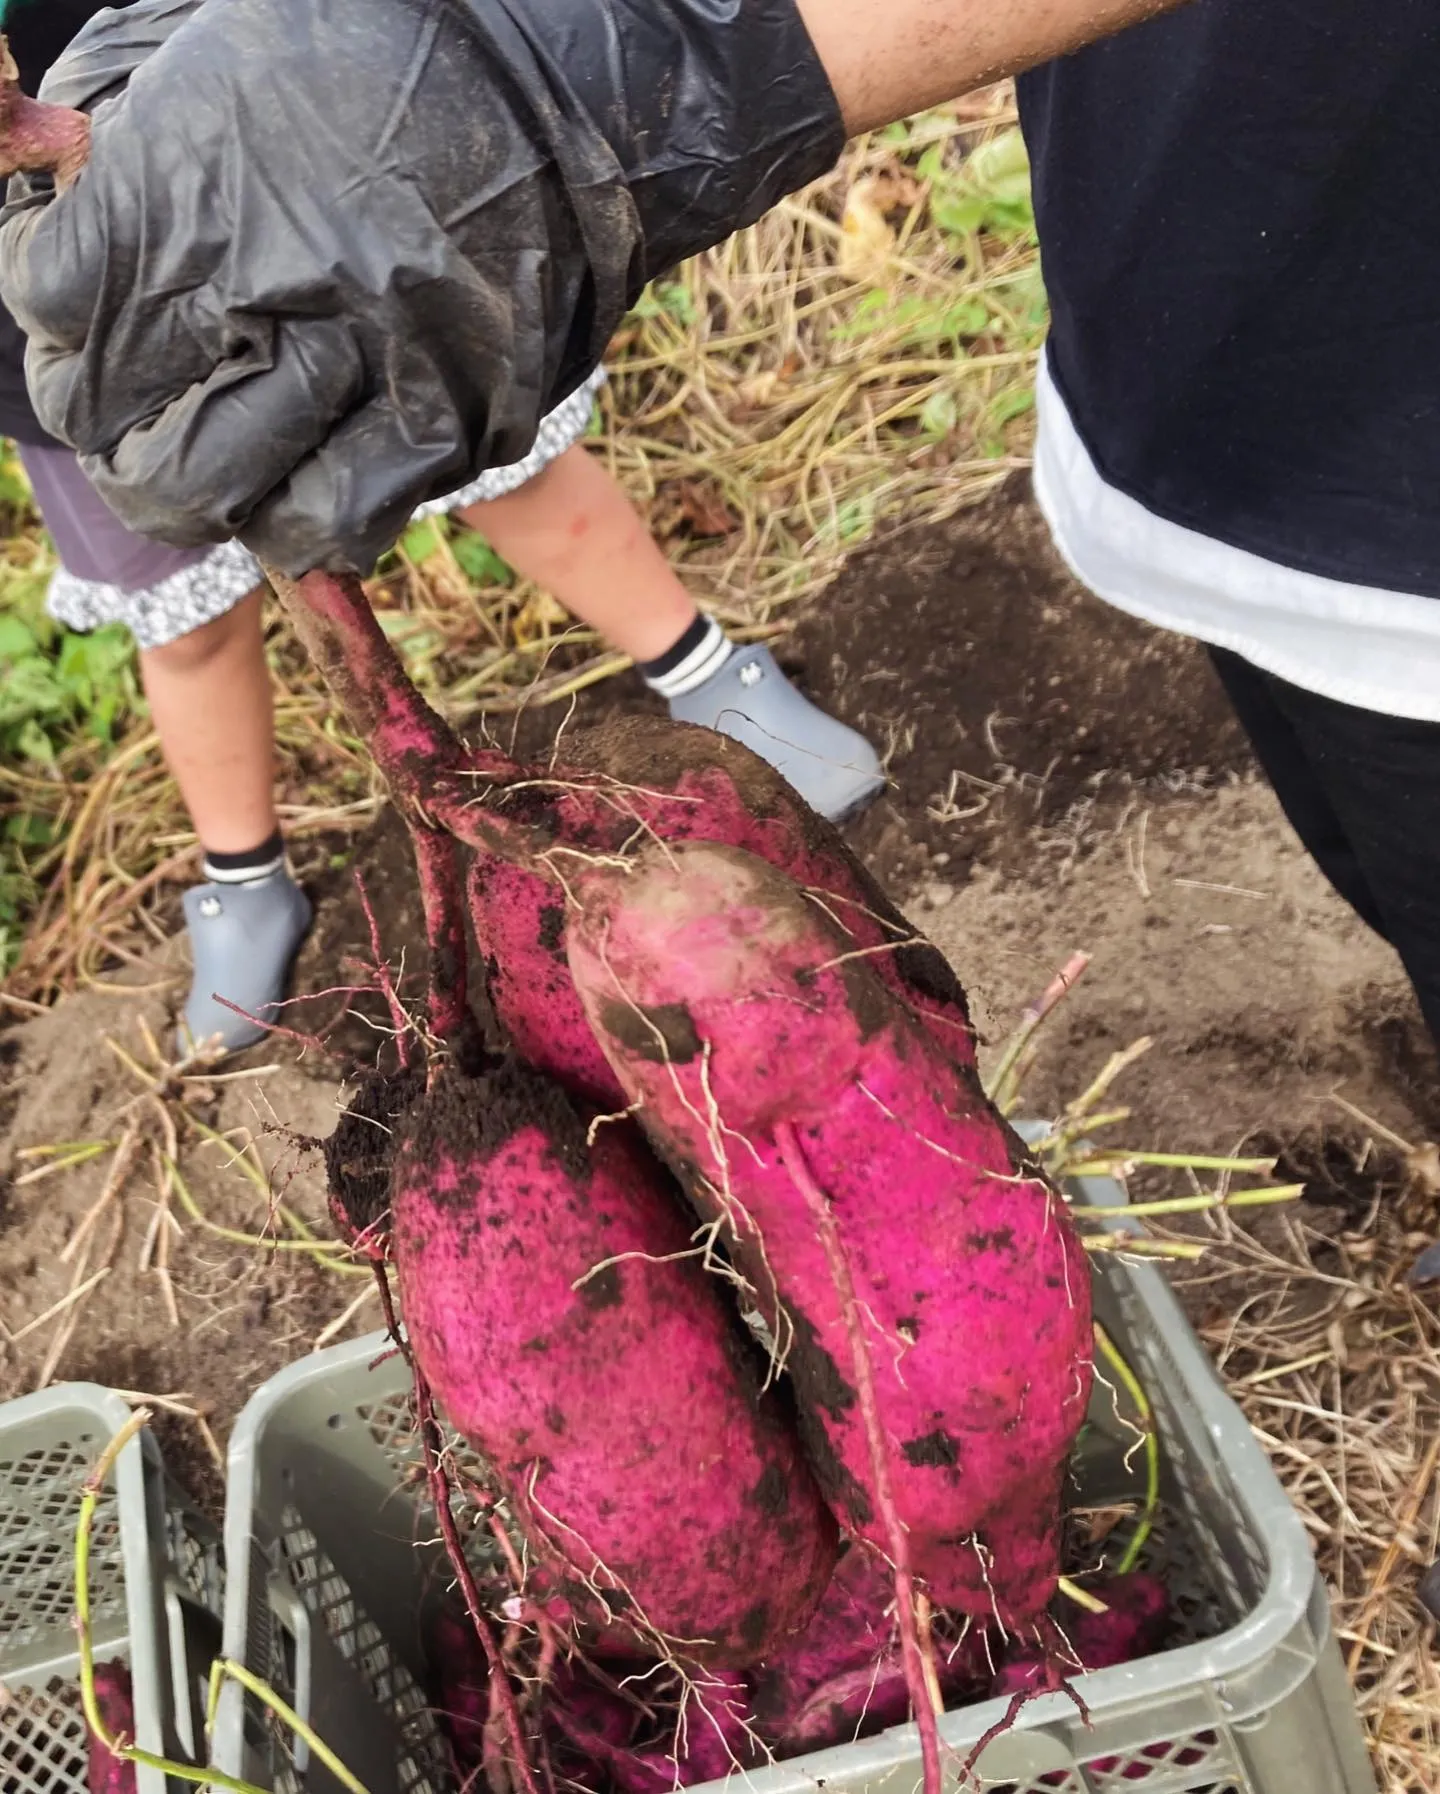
(1, 478), (1434, 1518)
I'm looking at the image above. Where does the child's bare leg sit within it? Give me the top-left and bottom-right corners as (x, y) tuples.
(19, 431), (311, 1057)
(453, 445), (696, 663)
(459, 444), (885, 821)
(139, 585), (277, 852)
(139, 587), (311, 1055)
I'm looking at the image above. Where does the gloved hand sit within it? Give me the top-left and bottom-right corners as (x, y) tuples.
(0, 0), (842, 574)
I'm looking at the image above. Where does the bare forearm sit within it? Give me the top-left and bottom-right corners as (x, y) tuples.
(796, 0), (1180, 132)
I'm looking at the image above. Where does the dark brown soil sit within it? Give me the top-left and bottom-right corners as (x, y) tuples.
(796, 479), (1252, 890)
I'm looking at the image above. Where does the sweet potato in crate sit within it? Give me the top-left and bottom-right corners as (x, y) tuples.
(212, 1165), (1377, 1794)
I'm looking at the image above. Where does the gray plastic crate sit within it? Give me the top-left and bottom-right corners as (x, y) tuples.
(0, 1382), (223, 1794)
(214, 1167), (1378, 1794)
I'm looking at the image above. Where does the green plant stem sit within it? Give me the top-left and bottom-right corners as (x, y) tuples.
(164, 1156), (368, 1275)
(1092, 1322), (1159, 1575)
(1070, 1151), (1277, 1175)
(187, 1114), (331, 1243)
(210, 1658), (372, 1794)
(76, 1410), (274, 1794)
(1079, 1183), (1303, 1220)
(1079, 1234), (1207, 1260)
(985, 950), (1090, 1111)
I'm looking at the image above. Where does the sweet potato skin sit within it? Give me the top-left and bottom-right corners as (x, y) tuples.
(993, 1572), (1171, 1696)
(566, 842), (1093, 1626)
(391, 1062), (838, 1665)
(753, 1547), (994, 1754)
(431, 1604), (491, 1781)
(468, 715), (975, 1105)
(88, 1661), (138, 1794)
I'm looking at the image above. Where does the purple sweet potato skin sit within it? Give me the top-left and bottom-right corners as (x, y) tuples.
(566, 842), (1093, 1628)
(992, 1573), (1171, 1696)
(432, 1604), (490, 1780)
(88, 1661), (138, 1794)
(468, 716), (976, 1106)
(752, 1546), (908, 1751)
(753, 1546), (991, 1754)
(549, 1665), (757, 1792)
(391, 1062), (838, 1665)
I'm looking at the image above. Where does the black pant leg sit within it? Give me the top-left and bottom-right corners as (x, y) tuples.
(1258, 672), (1440, 1050)
(1207, 647), (1391, 942)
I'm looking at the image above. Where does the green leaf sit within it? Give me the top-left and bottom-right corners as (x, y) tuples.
(930, 191), (986, 237)
(0, 614), (37, 658)
(400, 518), (446, 565)
(929, 126), (1035, 242)
(0, 656), (66, 726)
(631, 281), (696, 328)
(4, 810), (52, 846)
(15, 716), (56, 764)
(964, 128), (1032, 203)
(918, 389), (959, 439)
(988, 387), (1036, 427)
(831, 495), (875, 544)
(450, 531), (514, 586)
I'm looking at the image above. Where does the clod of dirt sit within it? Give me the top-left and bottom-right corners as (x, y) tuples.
(324, 1065), (427, 1240)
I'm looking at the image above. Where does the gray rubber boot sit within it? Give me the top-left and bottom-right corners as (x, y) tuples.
(178, 870), (313, 1058)
(667, 644), (886, 822)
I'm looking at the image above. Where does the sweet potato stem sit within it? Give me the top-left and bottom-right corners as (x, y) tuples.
(355, 869), (413, 1068)
(416, 1377), (543, 1794)
(266, 569), (558, 870)
(406, 820), (485, 1069)
(773, 1121), (943, 1794)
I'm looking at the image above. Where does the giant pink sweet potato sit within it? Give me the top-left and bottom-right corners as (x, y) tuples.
(566, 841), (1093, 1628)
(391, 1059), (838, 1666)
(466, 716), (976, 1105)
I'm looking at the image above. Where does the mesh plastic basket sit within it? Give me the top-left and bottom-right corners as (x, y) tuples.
(0, 1383), (224, 1794)
(213, 1166), (1378, 1794)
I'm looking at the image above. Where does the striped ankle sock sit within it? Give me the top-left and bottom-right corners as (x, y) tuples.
(202, 828), (286, 886)
(639, 614), (733, 699)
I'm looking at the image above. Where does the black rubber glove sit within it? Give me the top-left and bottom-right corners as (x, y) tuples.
(0, 0), (842, 574)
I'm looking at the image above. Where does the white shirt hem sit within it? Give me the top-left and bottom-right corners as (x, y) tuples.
(1033, 354), (1440, 723)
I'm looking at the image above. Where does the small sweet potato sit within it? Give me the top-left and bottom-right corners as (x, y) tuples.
(392, 1060), (838, 1665)
(548, 1664), (757, 1792)
(753, 1546), (992, 1754)
(992, 1572), (1171, 1696)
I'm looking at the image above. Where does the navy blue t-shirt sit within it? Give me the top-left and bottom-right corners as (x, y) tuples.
(1018, 1), (1440, 598)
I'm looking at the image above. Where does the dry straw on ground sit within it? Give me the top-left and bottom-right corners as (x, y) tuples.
(1174, 1118), (1440, 1794)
